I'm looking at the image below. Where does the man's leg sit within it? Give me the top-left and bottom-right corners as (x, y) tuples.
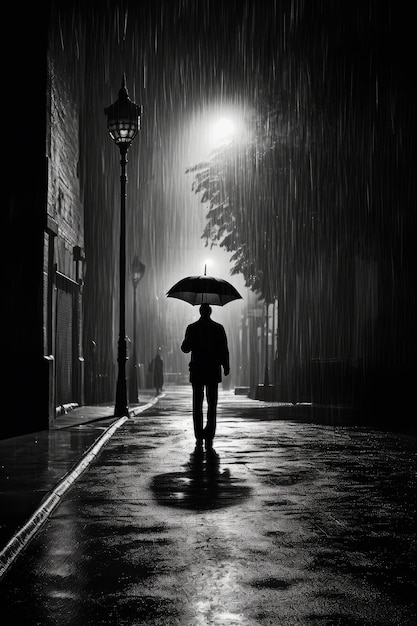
(205, 383), (218, 446)
(192, 384), (204, 444)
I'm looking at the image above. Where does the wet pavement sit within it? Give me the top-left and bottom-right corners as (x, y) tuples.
(1, 386), (416, 625)
(0, 392), (158, 572)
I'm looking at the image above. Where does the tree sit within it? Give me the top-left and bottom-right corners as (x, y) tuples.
(186, 101), (315, 305)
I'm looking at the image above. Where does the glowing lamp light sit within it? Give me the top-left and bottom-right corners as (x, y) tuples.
(131, 255), (146, 286)
(104, 75), (141, 146)
(211, 117), (235, 146)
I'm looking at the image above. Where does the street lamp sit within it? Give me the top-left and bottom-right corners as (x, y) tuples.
(105, 75), (142, 417)
(130, 255), (145, 403)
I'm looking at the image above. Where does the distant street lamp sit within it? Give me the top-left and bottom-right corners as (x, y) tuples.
(105, 75), (142, 417)
(130, 255), (145, 403)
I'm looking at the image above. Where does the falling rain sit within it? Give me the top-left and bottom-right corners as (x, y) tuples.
(4, 0), (415, 433)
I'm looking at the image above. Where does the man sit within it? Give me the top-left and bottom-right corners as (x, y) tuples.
(181, 303), (230, 450)
(149, 348), (164, 395)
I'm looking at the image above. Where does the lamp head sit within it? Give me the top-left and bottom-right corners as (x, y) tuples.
(104, 75), (142, 146)
(131, 255), (145, 285)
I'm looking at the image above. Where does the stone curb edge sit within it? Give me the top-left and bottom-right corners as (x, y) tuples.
(0, 396), (160, 579)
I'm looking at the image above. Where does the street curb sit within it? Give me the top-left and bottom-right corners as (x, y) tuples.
(0, 397), (160, 579)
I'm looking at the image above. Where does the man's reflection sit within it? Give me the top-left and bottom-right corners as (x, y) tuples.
(151, 448), (250, 511)
(187, 446), (221, 502)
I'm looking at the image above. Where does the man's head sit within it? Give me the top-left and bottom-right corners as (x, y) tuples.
(199, 303), (212, 318)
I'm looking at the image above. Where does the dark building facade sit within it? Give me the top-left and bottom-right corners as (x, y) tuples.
(3, 3), (85, 438)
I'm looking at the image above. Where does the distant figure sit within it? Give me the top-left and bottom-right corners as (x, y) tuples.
(181, 303), (230, 450)
(149, 348), (164, 395)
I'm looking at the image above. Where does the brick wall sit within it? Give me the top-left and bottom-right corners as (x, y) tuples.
(48, 60), (84, 277)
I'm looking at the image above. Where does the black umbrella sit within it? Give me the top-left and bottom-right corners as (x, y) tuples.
(166, 271), (242, 306)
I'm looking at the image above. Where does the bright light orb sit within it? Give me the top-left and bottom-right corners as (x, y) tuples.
(211, 117), (235, 145)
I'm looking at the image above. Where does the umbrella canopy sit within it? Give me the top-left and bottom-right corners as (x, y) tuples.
(166, 275), (242, 306)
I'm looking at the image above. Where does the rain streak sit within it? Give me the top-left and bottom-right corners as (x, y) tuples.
(48, 0), (414, 419)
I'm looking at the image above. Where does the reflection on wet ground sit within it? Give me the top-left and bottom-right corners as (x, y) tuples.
(151, 447), (252, 510)
(2, 387), (416, 625)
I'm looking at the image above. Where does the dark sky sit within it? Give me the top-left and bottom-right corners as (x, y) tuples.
(49, 0), (415, 373)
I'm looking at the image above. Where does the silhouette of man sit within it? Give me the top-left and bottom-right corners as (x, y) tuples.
(149, 348), (164, 395)
(181, 303), (229, 449)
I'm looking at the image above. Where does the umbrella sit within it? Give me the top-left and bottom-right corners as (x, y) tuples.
(166, 273), (242, 306)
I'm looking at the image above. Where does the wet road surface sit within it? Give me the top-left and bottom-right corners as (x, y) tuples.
(2, 386), (416, 624)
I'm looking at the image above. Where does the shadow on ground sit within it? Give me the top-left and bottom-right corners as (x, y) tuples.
(150, 447), (251, 511)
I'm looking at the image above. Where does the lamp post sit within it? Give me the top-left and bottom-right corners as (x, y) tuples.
(105, 75), (142, 417)
(130, 255), (145, 403)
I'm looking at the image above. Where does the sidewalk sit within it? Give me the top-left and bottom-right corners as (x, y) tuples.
(0, 390), (160, 578)
(1, 386), (416, 623)
(1, 386), (416, 624)
(1, 387), (415, 580)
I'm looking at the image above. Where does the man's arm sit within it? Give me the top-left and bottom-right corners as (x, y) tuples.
(221, 326), (230, 375)
(181, 326), (192, 353)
